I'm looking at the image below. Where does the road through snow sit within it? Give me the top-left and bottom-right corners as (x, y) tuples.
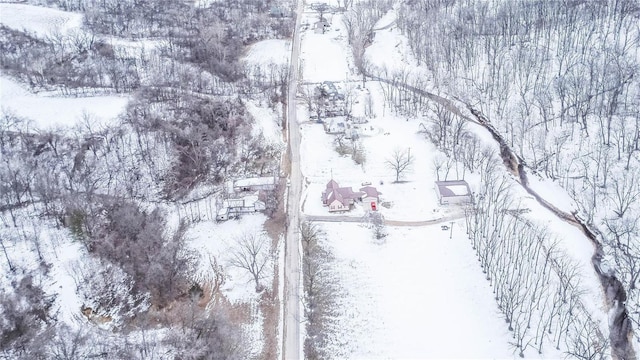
(282, 0), (304, 359)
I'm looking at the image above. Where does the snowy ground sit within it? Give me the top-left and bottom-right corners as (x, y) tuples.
(0, 3), (83, 38)
(296, 4), (609, 358)
(246, 100), (286, 145)
(0, 222), (87, 329)
(299, 12), (351, 83)
(321, 222), (561, 359)
(244, 39), (291, 67)
(186, 214), (271, 357)
(0, 75), (130, 130)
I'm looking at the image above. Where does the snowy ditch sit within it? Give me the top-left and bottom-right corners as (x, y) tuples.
(466, 105), (633, 359)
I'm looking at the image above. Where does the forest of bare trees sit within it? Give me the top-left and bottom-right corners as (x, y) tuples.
(1, 0), (292, 357)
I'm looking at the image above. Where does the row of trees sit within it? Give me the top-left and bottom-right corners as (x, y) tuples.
(0, 25), (140, 93)
(300, 222), (342, 360)
(466, 155), (608, 358)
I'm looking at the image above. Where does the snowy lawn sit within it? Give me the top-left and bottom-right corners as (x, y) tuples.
(321, 221), (558, 359)
(243, 39), (291, 67)
(0, 76), (129, 129)
(300, 12), (352, 83)
(186, 213), (272, 303)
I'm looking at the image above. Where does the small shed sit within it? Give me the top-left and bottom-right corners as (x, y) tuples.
(435, 180), (472, 205)
(314, 19), (330, 33)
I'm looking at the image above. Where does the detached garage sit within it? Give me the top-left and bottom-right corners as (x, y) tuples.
(435, 180), (473, 205)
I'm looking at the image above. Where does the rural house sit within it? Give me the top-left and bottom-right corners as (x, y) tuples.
(322, 179), (363, 212)
(435, 180), (472, 205)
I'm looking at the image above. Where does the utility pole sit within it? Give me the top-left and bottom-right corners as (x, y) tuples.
(449, 221), (454, 239)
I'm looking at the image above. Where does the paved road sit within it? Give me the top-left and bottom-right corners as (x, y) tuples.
(283, 0), (304, 358)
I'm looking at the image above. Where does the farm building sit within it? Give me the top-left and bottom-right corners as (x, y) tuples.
(234, 177), (277, 192)
(360, 186), (382, 211)
(435, 180), (472, 205)
(216, 192), (266, 221)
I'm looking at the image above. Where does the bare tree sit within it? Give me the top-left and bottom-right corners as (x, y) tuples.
(229, 232), (272, 292)
(385, 148), (414, 182)
(608, 170), (640, 218)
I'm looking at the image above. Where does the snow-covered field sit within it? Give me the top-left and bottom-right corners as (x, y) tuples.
(0, 4), (133, 129)
(300, 13), (351, 83)
(322, 221), (559, 359)
(244, 39), (291, 67)
(0, 76), (129, 129)
(0, 3), (83, 38)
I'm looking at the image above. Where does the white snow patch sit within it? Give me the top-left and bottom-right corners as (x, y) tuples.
(0, 3), (83, 38)
(244, 39), (291, 67)
(0, 75), (129, 129)
(245, 100), (285, 144)
(186, 214), (270, 304)
(445, 184), (470, 196)
(526, 173), (579, 213)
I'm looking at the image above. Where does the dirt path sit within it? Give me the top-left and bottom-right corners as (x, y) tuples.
(303, 211), (465, 226)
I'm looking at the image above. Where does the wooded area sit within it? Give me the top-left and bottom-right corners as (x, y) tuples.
(0, 0), (292, 358)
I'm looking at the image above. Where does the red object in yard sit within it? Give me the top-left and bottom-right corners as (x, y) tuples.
(371, 202), (377, 211)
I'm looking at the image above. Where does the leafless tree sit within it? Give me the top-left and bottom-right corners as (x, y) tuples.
(385, 148), (414, 182)
(229, 232), (272, 292)
(608, 170), (640, 218)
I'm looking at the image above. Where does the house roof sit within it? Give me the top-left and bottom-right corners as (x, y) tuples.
(323, 180), (363, 206)
(359, 186), (381, 198)
(235, 177), (276, 187)
(326, 179), (339, 190)
(435, 180), (471, 197)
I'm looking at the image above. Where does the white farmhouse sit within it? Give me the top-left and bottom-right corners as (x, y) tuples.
(435, 180), (472, 205)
